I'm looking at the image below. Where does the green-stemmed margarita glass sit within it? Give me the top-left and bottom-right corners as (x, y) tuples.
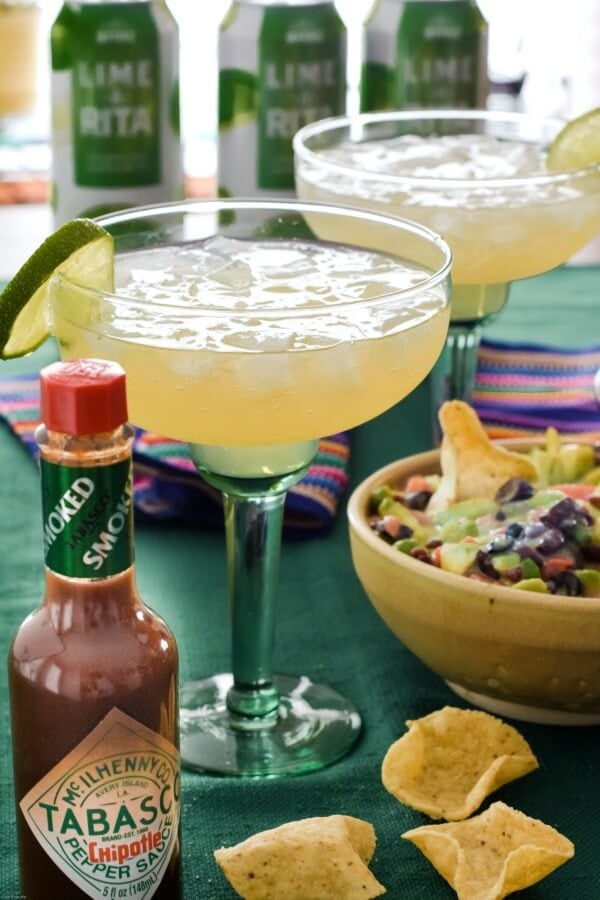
(295, 110), (600, 406)
(49, 198), (451, 776)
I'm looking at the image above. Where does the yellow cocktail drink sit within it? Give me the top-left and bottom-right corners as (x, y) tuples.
(296, 131), (600, 320)
(0, 2), (39, 118)
(52, 236), (449, 451)
(295, 111), (600, 400)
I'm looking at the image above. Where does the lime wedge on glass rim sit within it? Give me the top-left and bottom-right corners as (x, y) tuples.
(0, 218), (113, 359)
(547, 106), (600, 172)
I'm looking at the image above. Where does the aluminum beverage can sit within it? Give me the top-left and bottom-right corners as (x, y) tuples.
(50, 0), (182, 225)
(218, 0), (347, 197)
(361, 0), (488, 112)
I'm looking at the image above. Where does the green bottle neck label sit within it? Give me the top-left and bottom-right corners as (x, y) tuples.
(257, 4), (346, 190)
(56, 2), (162, 188)
(41, 458), (134, 579)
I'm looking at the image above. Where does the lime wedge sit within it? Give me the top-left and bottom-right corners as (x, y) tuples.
(0, 218), (114, 359)
(547, 106), (600, 172)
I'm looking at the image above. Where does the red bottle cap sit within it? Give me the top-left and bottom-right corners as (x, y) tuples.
(40, 359), (128, 435)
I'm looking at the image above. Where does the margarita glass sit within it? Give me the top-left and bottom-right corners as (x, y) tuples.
(48, 199), (451, 777)
(294, 110), (600, 404)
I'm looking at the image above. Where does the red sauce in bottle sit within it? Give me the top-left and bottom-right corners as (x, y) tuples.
(8, 360), (181, 900)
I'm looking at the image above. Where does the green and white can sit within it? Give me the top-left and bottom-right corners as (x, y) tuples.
(361, 0), (488, 112)
(218, 0), (347, 198)
(50, 0), (182, 225)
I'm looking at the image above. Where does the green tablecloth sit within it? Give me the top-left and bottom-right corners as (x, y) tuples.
(1, 265), (599, 899)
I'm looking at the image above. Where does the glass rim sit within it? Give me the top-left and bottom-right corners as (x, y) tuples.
(51, 197), (452, 318)
(293, 109), (600, 189)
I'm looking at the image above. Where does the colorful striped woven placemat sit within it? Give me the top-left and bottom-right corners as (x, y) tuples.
(0, 371), (350, 540)
(472, 338), (600, 442)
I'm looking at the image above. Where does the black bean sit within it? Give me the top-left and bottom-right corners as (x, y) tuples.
(426, 538), (443, 549)
(535, 528), (566, 555)
(524, 522), (546, 539)
(540, 497), (576, 527)
(411, 547), (432, 564)
(397, 524), (414, 540)
(495, 478), (535, 504)
(560, 517), (579, 533)
(476, 550), (501, 580)
(582, 543), (600, 563)
(505, 566), (523, 582)
(506, 522), (524, 539)
(404, 490), (432, 511)
(485, 534), (514, 554)
(516, 544), (545, 567)
(547, 571), (583, 597)
(593, 442), (600, 466)
(495, 509), (507, 521)
(577, 507), (595, 526)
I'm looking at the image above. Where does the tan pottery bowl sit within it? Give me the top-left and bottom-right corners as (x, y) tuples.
(347, 443), (600, 726)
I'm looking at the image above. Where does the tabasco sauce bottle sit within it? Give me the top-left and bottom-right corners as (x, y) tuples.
(50, 0), (182, 225)
(8, 359), (181, 900)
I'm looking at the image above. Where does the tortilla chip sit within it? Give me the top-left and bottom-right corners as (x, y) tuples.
(214, 815), (386, 899)
(427, 401), (537, 514)
(403, 801), (574, 900)
(381, 707), (538, 820)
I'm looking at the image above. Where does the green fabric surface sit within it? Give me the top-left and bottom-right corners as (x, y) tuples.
(1, 264), (599, 899)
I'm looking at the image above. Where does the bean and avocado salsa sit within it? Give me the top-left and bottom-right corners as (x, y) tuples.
(369, 441), (600, 597)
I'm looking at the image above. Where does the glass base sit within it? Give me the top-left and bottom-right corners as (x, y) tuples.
(446, 681), (600, 726)
(180, 673), (362, 776)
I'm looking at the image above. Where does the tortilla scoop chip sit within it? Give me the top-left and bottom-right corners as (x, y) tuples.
(214, 815), (386, 900)
(381, 707), (538, 821)
(427, 401), (537, 514)
(402, 801), (574, 900)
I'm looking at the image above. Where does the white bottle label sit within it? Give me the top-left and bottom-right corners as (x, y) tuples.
(20, 708), (180, 900)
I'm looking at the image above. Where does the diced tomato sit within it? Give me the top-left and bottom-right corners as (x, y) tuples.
(382, 515), (402, 539)
(542, 556), (574, 579)
(406, 475), (431, 493)
(431, 546), (443, 567)
(551, 483), (596, 500)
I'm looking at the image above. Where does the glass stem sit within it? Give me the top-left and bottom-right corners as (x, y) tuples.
(223, 486), (285, 724)
(446, 322), (483, 402)
(429, 322), (482, 441)
(431, 320), (482, 405)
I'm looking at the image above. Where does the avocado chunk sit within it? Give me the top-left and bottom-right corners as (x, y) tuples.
(513, 578), (548, 593)
(575, 569), (600, 597)
(439, 542), (480, 575)
(520, 557), (541, 579)
(556, 443), (595, 483)
(394, 538), (419, 555)
(370, 485), (393, 513)
(491, 552), (522, 574)
(439, 517), (478, 543)
(529, 489), (568, 509)
(434, 498), (496, 525)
